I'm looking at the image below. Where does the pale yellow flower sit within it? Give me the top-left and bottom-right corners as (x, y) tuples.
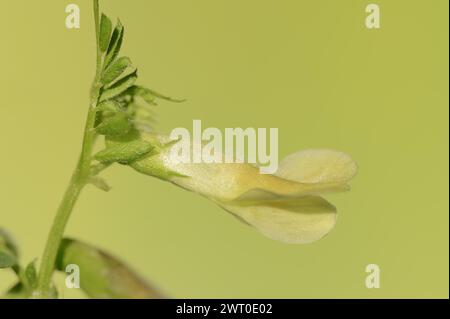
(121, 134), (357, 244)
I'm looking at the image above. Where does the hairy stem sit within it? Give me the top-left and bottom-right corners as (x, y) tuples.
(36, 0), (102, 298)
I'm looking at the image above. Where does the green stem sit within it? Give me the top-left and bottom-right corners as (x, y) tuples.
(36, 0), (102, 298)
(35, 172), (84, 297)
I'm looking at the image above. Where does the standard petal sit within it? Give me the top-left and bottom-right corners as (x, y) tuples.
(276, 149), (358, 184)
(218, 196), (337, 244)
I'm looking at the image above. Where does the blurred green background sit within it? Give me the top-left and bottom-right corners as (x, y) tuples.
(0, 0), (448, 298)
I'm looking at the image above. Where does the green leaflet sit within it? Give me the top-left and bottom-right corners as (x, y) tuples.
(24, 260), (38, 290)
(0, 247), (16, 269)
(96, 112), (132, 137)
(0, 228), (17, 269)
(125, 86), (156, 104)
(0, 228), (18, 257)
(56, 238), (162, 299)
(101, 57), (135, 87)
(126, 85), (185, 104)
(99, 72), (137, 102)
(103, 20), (124, 69)
(94, 139), (153, 164)
(99, 14), (112, 52)
(144, 88), (186, 103)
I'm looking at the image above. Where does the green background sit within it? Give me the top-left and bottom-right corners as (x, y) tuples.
(0, 0), (448, 298)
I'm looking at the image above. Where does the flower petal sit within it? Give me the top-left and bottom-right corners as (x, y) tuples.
(218, 196), (337, 244)
(276, 149), (357, 184)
